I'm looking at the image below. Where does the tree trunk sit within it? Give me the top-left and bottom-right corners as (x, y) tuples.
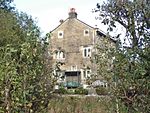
(5, 85), (11, 113)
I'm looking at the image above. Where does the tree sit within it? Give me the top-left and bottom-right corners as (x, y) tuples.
(0, 4), (25, 47)
(0, 1), (53, 112)
(0, 0), (14, 11)
(94, 0), (150, 113)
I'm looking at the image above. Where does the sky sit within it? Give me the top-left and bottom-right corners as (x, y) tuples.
(13, 0), (107, 36)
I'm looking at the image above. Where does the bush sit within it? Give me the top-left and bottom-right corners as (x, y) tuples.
(96, 87), (108, 95)
(75, 87), (88, 95)
(54, 87), (68, 94)
(67, 89), (75, 94)
(54, 87), (88, 95)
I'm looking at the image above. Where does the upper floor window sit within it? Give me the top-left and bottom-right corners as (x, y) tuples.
(83, 46), (92, 58)
(54, 51), (65, 59)
(58, 31), (63, 38)
(84, 29), (89, 36)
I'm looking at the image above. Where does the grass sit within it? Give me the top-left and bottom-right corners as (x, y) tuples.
(47, 96), (112, 113)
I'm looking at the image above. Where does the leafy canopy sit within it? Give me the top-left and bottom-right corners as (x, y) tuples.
(94, 0), (150, 112)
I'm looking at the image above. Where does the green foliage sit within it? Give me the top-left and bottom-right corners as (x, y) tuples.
(54, 87), (88, 95)
(0, 0), (14, 11)
(0, 1), (53, 112)
(0, 9), (24, 47)
(0, 33), (52, 113)
(94, 37), (115, 82)
(113, 47), (150, 113)
(54, 87), (68, 94)
(94, 0), (150, 113)
(75, 87), (88, 95)
(96, 87), (108, 95)
(48, 96), (110, 113)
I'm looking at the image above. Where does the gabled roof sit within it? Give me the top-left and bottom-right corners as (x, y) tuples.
(76, 18), (95, 29)
(96, 29), (117, 43)
(50, 18), (68, 33)
(50, 8), (117, 43)
(50, 17), (95, 33)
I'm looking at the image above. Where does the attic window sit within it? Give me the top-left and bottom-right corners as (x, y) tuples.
(58, 31), (63, 38)
(59, 33), (63, 36)
(85, 30), (89, 34)
(84, 29), (89, 36)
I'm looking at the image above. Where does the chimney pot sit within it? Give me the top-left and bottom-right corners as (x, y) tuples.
(68, 8), (77, 19)
(70, 8), (75, 12)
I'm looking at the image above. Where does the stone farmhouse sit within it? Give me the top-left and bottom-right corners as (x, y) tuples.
(49, 8), (115, 89)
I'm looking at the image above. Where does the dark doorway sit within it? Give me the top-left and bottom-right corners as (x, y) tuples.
(64, 71), (81, 88)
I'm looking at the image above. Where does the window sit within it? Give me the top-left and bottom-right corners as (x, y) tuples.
(86, 69), (91, 77)
(84, 29), (89, 36)
(83, 46), (92, 58)
(88, 48), (91, 57)
(84, 49), (87, 57)
(83, 70), (86, 77)
(83, 69), (91, 78)
(58, 31), (63, 38)
(71, 65), (77, 71)
(54, 51), (65, 59)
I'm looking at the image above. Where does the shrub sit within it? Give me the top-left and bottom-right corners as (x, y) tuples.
(96, 87), (108, 95)
(75, 87), (88, 95)
(54, 87), (68, 94)
(67, 89), (75, 94)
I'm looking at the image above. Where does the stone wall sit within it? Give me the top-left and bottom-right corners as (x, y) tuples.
(50, 18), (95, 72)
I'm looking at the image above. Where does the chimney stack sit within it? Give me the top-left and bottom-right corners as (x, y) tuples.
(68, 8), (77, 19)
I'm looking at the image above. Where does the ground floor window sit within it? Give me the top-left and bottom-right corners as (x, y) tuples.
(83, 69), (91, 78)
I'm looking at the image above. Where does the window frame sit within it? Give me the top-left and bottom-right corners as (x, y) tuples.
(83, 69), (91, 78)
(58, 31), (64, 38)
(54, 50), (65, 59)
(71, 65), (77, 71)
(83, 46), (92, 58)
(84, 29), (89, 36)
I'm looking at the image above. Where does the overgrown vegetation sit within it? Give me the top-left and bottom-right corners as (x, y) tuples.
(75, 87), (88, 95)
(54, 87), (88, 95)
(1, 0), (149, 113)
(94, 0), (150, 113)
(48, 96), (112, 113)
(95, 87), (108, 95)
(0, 0), (53, 112)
